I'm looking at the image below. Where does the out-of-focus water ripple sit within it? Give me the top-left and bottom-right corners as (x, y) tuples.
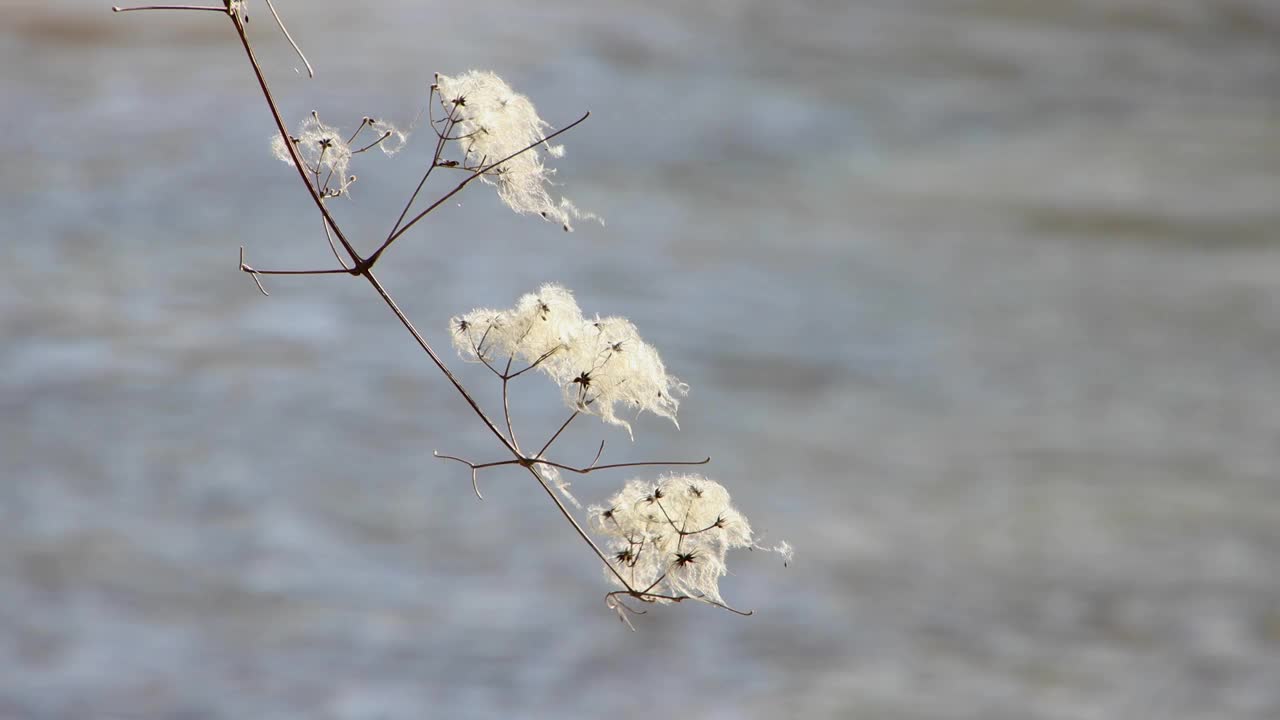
(3, 1), (1279, 718)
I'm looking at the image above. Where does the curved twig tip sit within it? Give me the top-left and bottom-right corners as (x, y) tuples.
(263, 0), (314, 78)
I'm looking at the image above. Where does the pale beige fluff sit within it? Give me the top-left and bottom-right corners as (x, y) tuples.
(436, 71), (597, 231)
(554, 315), (685, 438)
(588, 474), (756, 605)
(270, 114), (354, 196)
(449, 284), (684, 436)
(270, 114), (407, 197)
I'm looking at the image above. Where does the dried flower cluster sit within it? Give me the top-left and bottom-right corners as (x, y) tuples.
(450, 283), (686, 437)
(590, 475), (792, 606)
(436, 71), (596, 231)
(448, 284), (789, 617)
(270, 112), (406, 198)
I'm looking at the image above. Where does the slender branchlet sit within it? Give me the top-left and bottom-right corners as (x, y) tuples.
(115, 1), (787, 626)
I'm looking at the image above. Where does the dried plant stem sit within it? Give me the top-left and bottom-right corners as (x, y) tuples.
(226, 9), (363, 269)
(261, 0), (313, 78)
(606, 589), (753, 617)
(534, 411), (579, 460)
(525, 464), (634, 589)
(365, 111), (589, 268)
(117, 3), (733, 611)
(113, 4), (226, 12)
(536, 457), (712, 476)
(385, 88), (456, 241)
(502, 363), (522, 453)
(322, 217), (352, 271)
(364, 271), (519, 456)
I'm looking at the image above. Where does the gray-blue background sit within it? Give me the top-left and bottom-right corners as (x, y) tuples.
(3, 1), (1279, 718)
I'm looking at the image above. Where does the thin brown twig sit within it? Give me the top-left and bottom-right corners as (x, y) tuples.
(238, 246), (356, 295)
(321, 217), (352, 271)
(587, 440), (606, 467)
(262, 0), (314, 78)
(526, 464), (634, 590)
(533, 411), (578, 460)
(501, 356), (521, 453)
(345, 117), (372, 145)
(605, 589), (753, 617)
(367, 111), (591, 266)
(241, 266), (352, 276)
(505, 346), (562, 380)
(226, 10), (363, 268)
(352, 132), (393, 155)
(464, 330), (504, 379)
(364, 269), (520, 456)
(113, 4), (226, 11)
(385, 86), (455, 242)
(433, 452), (520, 500)
(237, 245), (268, 295)
(532, 456), (712, 476)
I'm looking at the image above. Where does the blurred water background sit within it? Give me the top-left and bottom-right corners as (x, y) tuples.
(3, 1), (1280, 718)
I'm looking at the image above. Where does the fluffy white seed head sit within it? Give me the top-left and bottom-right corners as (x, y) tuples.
(556, 315), (686, 438)
(367, 118), (408, 155)
(504, 284), (586, 367)
(588, 474), (756, 605)
(270, 114), (354, 197)
(449, 284), (582, 367)
(449, 284), (685, 436)
(436, 70), (598, 231)
(449, 307), (507, 363)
